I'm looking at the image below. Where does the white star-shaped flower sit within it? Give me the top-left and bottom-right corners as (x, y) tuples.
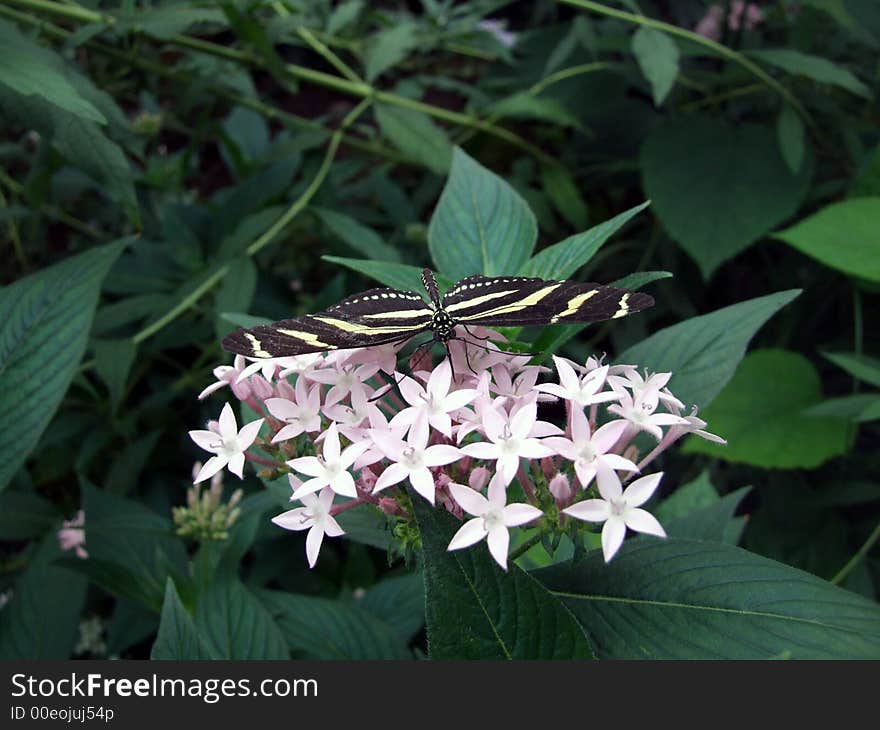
(264, 375), (322, 443)
(606, 387), (689, 440)
(286, 423), (371, 499)
(544, 410), (637, 488)
(392, 359), (478, 438)
(272, 486), (343, 568)
(563, 467), (666, 562)
(189, 402), (263, 482)
(370, 419), (462, 504)
(447, 475), (543, 570)
(461, 400), (555, 485)
(535, 357), (621, 407)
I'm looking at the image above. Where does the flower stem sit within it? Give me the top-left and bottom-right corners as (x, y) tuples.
(509, 529), (546, 562)
(831, 517), (880, 586)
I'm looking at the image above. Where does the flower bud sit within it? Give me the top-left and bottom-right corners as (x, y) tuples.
(548, 473), (573, 507)
(250, 375), (274, 401)
(468, 466), (491, 491)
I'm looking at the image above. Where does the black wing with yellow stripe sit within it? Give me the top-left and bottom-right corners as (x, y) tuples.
(441, 275), (654, 327)
(222, 287), (433, 358)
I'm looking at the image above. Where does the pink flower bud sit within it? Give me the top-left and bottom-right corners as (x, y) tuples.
(357, 468), (378, 493)
(377, 497), (404, 516)
(548, 473), (573, 507)
(276, 380), (295, 401)
(207, 419), (220, 434)
(468, 466), (491, 491)
(250, 375), (274, 401)
(230, 378), (252, 401)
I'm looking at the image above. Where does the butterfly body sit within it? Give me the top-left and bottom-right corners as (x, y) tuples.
(222, 269), (653, 359)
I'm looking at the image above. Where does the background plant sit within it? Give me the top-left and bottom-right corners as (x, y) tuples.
(0, 0), (878, 660)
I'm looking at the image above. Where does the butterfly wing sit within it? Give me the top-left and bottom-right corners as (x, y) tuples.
(222, 287), (434, 358)
(442, 275), (653, 327)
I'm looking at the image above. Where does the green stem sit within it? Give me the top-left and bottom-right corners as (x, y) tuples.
(509, 529), (547, 562)
(529, 61), (613, 95)
(831, 517), (880, 585)
(132, 97), (373, 345)
(554, 0), (812, 125)
(679, 82), (766, 112)
(296, 25), (363, 85)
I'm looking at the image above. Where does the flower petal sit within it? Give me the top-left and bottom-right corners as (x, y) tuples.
(595, 463), (623, 502)
(622, 472), (664, 508)
(286, 456), (324, 477)
(486, 525), (510, 570)
(422, 444), (463, 468)
(563, 499), (610, 522)
(601, 516), (626, 562)
(237, 418), (264, 449)
(322, 423), (341, 462)
(305, 524), (325, 568)
(227, 452), (245, 479)
(189, 429), (221, 453)
(374, 462), (408, 492)
(408, 467), (436, 504)
(624, 508), (667, 538)
(502, 503), (543, 528)
(193, 455), (227, 484)
(591, 419), (628, 452)
(218, 402), (238, 440)
(329, 470), (357, 498)
(447, 518), (488, 551)
(448, 482), (490, 516)
(461, 442), (499, 460)
(271, 508), (312, 532)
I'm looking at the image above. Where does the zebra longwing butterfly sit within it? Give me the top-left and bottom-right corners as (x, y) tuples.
(221, 269), (654, 360)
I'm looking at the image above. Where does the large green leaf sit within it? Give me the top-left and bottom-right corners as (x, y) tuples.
(412, 494), (594, 660)
(374, 104), (452, 175)
(0, 535), (87, 659)
(618, 290), (800, 408)
(314, 206), (402, 262)
(0, 241), (125, 492)
(358, 573), (425, 643)
(641, 117), (810, 278)
(0, 491), (60, 540)
(363, 22), (419, 81)
(151, 579), (220, 660)
(258, 590), (411, 659)
(631, 27), (679, 106)
(682, 349), (852, 468)
(428, 148), (538, 280)
(195, 579), (289, 659)
(82, 483), (188, 611)
(772, 197), (880, 281)
(0, 19), (106, 123)
(823, 351), (880, 388)
(749, 48), (872, 99)
(536, 538), (880, 659)
(520, 201), (650, 280)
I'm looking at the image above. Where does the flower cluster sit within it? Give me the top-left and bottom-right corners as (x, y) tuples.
(173, 464), (244, 541)
(189, 329), (724, 568)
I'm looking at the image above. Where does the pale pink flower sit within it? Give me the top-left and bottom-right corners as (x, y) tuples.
(535, 357), (620, 408)
(323, 384), (385, 441)
(198, 355), (251, 400)
(346, 342), (401, 375)
(58, 510), (88, 560)
(265, 376), (322, 443)
(189, 403), (264, 482)
(606, 387), (688, 441)
(272, 487), (343, 568)
(544, 411), (637, 488)
(564, 467), (666, 562)
(287, 423), (371, 499)
(370, 420), (463, 504)
(447, 475), (543, 570)
(392, 359), (478, 438)
(461, 400), (555, 484)
(306, 363), (380, 406)
(278, 353), (324, 380)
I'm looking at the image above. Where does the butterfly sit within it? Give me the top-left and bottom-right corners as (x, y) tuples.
(222, 269), (653, 361)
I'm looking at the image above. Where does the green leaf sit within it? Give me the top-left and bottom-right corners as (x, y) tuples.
(258, 590), (411, 659)
(412, 493), (594, 659)
(357, 573), (425, 643)
(196, 579), (289, 659)
(0, 241), (125, 492)
(314, 206), (401, 262)
(749, 48), (872, 99)
(0, 20), (106, 124)
(805, 394), (880, 422)
(333, 502), (394, 550)
(631, 27), (680, 106)
(683, 349), (852, 468)
(120, 7), (227, 40)
(0, 535), (87, 659)
(618, 290), (800, 408)
(428, 148), (537, 280)
(214, 256), (257, 337)
(323, 255), (453, 293)
(374, 104), (452, 175)
(222, 106), (270, 166)
(539, 164), (589, 230)
(536, 538), (880, 659)
(823, 351), (880, 388)
(151, 579), (220, 660)
(0, 491), (60, 540)
(93, 338), (137, 411)
(609, 270), (673, 290)
(520, 201), (650, 279)
(777, 104), (806, 173)
(363, 22), (419, 81)
(488, 93), (580, 128)
(641, 117), (810, 278)
(83, 483), (188, 611)
(661, 482), (751, 544)
(326, 0), (364, 35)
(772, 198), (880, 282)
